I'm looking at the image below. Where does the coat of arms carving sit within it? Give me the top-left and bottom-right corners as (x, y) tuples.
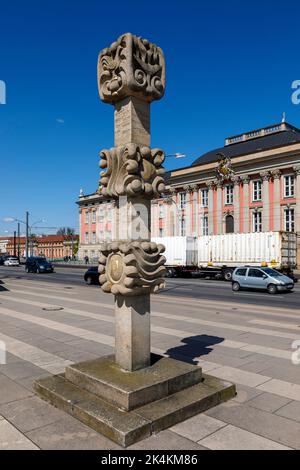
(216, 153), (235, 180)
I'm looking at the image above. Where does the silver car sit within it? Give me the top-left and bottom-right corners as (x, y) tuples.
(232, 267), (294, 294)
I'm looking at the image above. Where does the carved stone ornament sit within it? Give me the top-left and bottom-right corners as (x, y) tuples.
(98, 33), (166, 104)
(98, 241), (166, 296)
(216, 153), (235, 181)
(99, 144), (165, 198)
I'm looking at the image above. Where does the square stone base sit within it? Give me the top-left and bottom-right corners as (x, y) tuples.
(34, 354), (236, 447)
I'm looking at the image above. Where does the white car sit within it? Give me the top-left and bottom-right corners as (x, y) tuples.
(4, 256), (20, 266)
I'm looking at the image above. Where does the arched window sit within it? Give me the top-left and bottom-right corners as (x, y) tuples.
(226, 215), (234, 233)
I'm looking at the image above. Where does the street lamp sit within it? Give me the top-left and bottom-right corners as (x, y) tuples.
(165, 153), (186, 159)
(3, 213), (46, 258)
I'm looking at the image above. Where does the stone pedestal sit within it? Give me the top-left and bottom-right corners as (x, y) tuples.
(35, 354), (235, 447)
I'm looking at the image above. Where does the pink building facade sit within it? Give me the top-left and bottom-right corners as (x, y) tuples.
(78, 122), (300, 264)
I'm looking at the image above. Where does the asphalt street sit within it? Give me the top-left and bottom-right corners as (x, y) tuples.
(1, 265), (299, 310)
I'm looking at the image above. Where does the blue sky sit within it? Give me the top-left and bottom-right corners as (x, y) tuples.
(0, 0), (300, 235)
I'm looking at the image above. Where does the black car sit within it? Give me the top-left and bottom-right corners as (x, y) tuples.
(84, 266), (99, 285)
(25, 257), (54, 273)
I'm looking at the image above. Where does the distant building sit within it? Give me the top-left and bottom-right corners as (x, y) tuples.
(0, 239), (9, 254)
(0, 234), (79, 259)
(77, 121), (300, 264)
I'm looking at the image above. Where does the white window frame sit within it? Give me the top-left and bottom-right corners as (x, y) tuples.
(180, 217), (186, 236)
(201, 189), (208, 207)
(85, 211), (89, 224)
(84, 232), (89, 244)
(225, 184), (234, 205)
(252, 211), (262, 233)
(91, 211), (96, 223)
(92, 232), (96, 244)
(284, 208), (295, 232)
(201, 215), (208, 236)
(179, 192), (186, 210)
(252, 180), (262, 202)
(284, 175), (295, 198)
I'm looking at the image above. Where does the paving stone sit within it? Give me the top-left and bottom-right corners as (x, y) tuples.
(128, 429), (207, 450)
(207, 365), (270, 387)
(276, 401), (300, 422)
(0, 361), (46, 381)
(0, 419), (39, 450)
(205, 401), (300, 449)
(199, 424), (291, 450)
(26, 415), (122, 450)
(247, 392), (291, 413)
(0, 374), (33, 404)
(232, 384), (264, 403)
(257, 378), (300, 401)
(0, 396), (64, 432)
(170, 413), (226, 442)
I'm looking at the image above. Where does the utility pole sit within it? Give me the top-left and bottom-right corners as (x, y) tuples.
(17, 222), (20, 259)
(13, 231), (16, 256)
(25, 211), (29, 258)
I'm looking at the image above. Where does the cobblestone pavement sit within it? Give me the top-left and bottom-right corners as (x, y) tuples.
(0, 274), (299, 450)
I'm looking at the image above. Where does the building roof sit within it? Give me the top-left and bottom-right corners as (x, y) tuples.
(192, 122), (300, 167)
(0, 235), (78, 244)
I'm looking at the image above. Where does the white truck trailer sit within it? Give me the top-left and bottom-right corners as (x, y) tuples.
(152, 232), (297, 280)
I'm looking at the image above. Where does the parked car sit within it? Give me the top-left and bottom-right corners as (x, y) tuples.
(84, 266), (99, 285)
(25, 257), (54, 274)
(3, 256), (20, 266)
(232, 266), (294, 294)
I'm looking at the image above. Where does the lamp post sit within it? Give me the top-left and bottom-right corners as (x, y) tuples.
(3, 213), (45, 259)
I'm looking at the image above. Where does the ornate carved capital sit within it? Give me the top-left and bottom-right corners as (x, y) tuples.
(260, 171), (270, 181)
(98, 33), (166, 104)
(271, 169), (281, 179)
(206, 180), (216, 190)
(98, 241), (166, 296)
(99, 144), (165, 199)
(293, 165), (300, 175)
(240, 174), (250, 184)
(216, 180), (223, 188)
(231, 175), (240, 186)
(190, 183), (199, 192)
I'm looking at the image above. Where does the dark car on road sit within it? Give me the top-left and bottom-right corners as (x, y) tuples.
(25, 257), (54, 274)
(84, 266), (99, 285)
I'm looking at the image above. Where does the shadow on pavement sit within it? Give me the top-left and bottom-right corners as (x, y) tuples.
(165, 334), (224, 365)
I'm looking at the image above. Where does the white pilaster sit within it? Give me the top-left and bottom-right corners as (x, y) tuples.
(216, 181), (223, 234)
(206, 181), (215, 235)
(272, 170), (281, 232)
(232, 176), (240, 233)
(260, 171), (271, 232)
(241, 175), (250, 232)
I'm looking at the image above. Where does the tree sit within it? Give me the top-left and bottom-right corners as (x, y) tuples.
(56, 227), (75, 236)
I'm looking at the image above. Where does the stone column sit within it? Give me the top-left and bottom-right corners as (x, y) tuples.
(260, 171), (271, 232)
(216, 181), (223, 234)
(293, 165), (300, 266)
(98, 33), (166, 371)
(241, 175), (250, 232)
(232, 176), (240, 233)
(206, 181), (215, 235)
(272, 170), (281, 232)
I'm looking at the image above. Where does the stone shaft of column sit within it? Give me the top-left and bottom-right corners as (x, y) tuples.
(115, 294), (150, 371)
(114, 96), (150, 147)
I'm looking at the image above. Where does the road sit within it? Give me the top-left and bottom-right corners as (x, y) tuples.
(0, 265), (299, 449)
(1, 265), (300, 310)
